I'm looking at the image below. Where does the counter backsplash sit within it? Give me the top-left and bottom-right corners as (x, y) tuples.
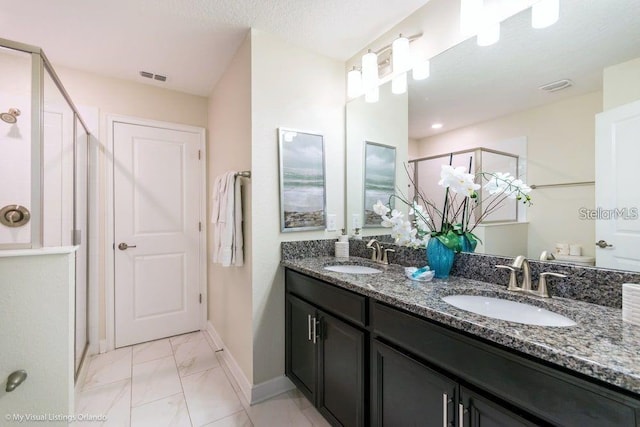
(281, 238), (640, 309)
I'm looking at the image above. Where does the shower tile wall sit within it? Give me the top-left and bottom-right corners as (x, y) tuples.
(0, 46), (77, 248)
(0, 47), (32, 245)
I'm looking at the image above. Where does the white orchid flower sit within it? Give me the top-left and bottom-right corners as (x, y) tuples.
(373, 200), (391, 216)
(484, 172), (514, 195)
(511, 179), (532, 195)
(438, 164), (480, 196)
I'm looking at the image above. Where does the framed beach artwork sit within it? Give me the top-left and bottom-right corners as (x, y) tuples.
(363, 141), (396, 227)
(278, 128), (327, 232)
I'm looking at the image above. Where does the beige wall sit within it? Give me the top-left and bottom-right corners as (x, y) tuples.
(603, 57), (640, 110)
(415, 91), (602, 258)
(250, 29), (345, 384)
(207, 33), (254, 381)
(54, 66), (209, 341)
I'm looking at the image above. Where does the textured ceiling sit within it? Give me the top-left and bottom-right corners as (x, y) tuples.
(0, 0), (429, 96)
(409, 0), (640, 139)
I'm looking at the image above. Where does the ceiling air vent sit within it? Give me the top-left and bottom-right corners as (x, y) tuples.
(539, 79), (573, 93)
(139, 71), (167, 82)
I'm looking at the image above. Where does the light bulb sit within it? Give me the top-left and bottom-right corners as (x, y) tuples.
(361, 50), (379, 92)
(477, 21), (500, 46)
(347, 66), (363, 98)
(460, 0), (483, 38)
(392, 73), (407, 95)
(532, 0), (559, 29)
(365, 86), (379, 103)
(413, 59), (430, 80)
(392, 34), (410, 74)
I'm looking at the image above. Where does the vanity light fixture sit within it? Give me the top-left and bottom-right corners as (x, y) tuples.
(412, 59), (430, 80)
(477, 21), (500, 46)
(477, 2), (500, 47)
(348, 33), (428, 101)
(391, 34), (411, 94)
(460, 0), (483, 38)
(532, 0), (560, 29)
(365, 86), (380, 103)
(392, 34), (411, 74)
(347, 66), (363, 98)
(361, 50), (379, 92)
(392, 73), (408, 95)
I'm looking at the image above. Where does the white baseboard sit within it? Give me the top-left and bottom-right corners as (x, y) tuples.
(251, 375), (295, 404)
(206, 321), (294, 405)
(99, 339), (107, 354)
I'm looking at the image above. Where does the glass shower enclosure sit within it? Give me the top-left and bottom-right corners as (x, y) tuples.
(0, 38), (91, 378)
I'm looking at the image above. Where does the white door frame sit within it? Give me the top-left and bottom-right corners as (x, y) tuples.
(105, 114), (207, 351)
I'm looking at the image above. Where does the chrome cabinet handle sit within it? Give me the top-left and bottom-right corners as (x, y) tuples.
(312, 318), (319, 344)
(458, 403), (466, 427)
(596, 240), (613, 249)
(442, 393), (451, 427)
(307, 315), (312, 341)
(118, 242), (137, 250)
(6, 370), (27, 392)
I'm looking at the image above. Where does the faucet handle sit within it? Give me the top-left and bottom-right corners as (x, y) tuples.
(536, 272), (567, 298)
(496, 265), (521, 291)
(382, 248), (395, 265)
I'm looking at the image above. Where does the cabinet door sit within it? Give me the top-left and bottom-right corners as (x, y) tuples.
(460, 387), (539, 427)
(371, 339), (457, 427)
(318, 311), (366, 427)
(286, 294), (317, 404)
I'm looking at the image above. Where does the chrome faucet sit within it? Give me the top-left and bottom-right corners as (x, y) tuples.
(497, 255), (567, 298)
(367, 239), (395, 265)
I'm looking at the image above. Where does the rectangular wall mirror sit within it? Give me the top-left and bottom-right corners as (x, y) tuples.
(345, 0), (640, 272)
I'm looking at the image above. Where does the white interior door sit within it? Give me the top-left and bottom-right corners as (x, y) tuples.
(113, 121), (202, 347)
(595, 100), (640, 271)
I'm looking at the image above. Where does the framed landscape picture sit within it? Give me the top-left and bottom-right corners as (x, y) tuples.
(363, 141), (396, 227)
(278, 128), (326, 232)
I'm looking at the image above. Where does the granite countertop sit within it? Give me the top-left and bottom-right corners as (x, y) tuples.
(282, 256), (640, 395)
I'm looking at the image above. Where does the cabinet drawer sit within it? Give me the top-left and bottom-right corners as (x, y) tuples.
(285, 269), (366, 327)
(371, 301), (640, 427)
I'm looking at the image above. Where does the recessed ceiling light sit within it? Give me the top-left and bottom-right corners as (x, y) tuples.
(431, 123), (443, 129)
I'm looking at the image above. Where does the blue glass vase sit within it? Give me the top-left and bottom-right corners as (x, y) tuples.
(460, 234), (477, 253)
(427, 238), (455, 279)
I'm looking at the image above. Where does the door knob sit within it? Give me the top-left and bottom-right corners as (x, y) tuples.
(118, 242), (137, 250)
(6, 370), (27, 392)
(595, 240), (613, 249)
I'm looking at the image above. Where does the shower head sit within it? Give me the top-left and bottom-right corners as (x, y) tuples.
(1, 108), (20, 124)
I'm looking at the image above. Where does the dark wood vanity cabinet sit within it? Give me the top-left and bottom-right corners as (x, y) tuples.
(285, 270), (366, 426)
(370, 339), (457, 426)
(371, 301), (640, 427)
(285, 268), (640, 427)
(371, 339), (536, 427)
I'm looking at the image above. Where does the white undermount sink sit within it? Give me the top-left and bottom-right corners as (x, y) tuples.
(324, 265), (382, 274)
(442, 295), (576, 327)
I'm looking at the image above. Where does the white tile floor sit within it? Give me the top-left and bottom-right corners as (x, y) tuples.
(76, 331), (330, 427)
